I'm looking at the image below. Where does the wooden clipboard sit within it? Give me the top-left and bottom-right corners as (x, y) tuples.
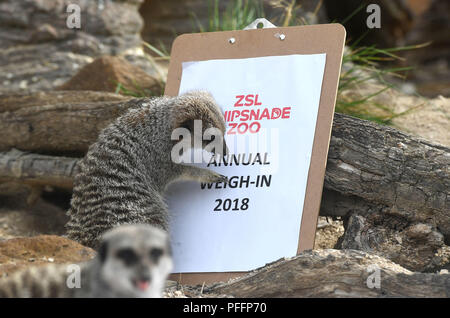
(165, 23), (346, 285)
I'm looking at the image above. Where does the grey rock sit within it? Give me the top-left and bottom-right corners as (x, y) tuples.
(0, 0), (152, 94)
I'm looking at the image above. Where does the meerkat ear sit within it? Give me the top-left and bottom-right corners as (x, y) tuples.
(98, 241), (108, 263)
(176, 118), (195, 134)
(172, 94), (206, 132)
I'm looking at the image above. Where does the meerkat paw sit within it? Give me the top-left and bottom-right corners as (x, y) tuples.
(181, 166), (228, 184)
(208, 172), (228, 184)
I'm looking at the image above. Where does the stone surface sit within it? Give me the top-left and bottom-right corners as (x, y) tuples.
(0, 235), (95, 277)
(0, 194), (69, 240)
(338, 76), (450, 147)
(391, 95), (450, 147)
(139, 0), (328, 52)
(58, 56), (163, 94)
(0, 0), (156, 94)
(0, 0), (144, 50)
(314, 217), (344, 249)
(340, 214), (448, 272)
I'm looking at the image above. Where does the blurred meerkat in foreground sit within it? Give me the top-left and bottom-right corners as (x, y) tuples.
(0, 225), (173, 298)
(66, 91), (228, 248)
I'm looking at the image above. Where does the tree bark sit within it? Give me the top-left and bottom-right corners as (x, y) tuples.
(0, 149), (80, 190)
(0, 91), (136, 155)
(325, 113), (449, 235)
(205, 249), (450, 298)
(321, 114), (450, 272)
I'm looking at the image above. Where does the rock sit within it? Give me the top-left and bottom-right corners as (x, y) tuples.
(140, 0), (228, 52)
(0, 0), (143, 51)
(323, 0), (415, 48)
(399, 0), (450, 97)
(390, 95), (450, 147)
(58, 56), (163, 95)
(0, 195), (69, 240)
(314, 216), (344, 249)
(0, 0), (157, 94)
(403, 1), (450, 64)
(139, 0), (328, 52)
(323, 0), (449, 98)
(337, 73), (450, 147)
(0, 235), (95, 277)
(339, 214), (448, 272)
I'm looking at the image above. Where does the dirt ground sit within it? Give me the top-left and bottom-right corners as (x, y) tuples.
(0, 195), (344, 249)
(314, 217), (345, 249)
(0, 194), (68, 241)
(340, 81), (450, 147)
(391, 94), (450, 147)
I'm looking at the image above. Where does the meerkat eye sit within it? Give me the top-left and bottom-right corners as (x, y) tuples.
(149, 247), (164, 263)
(116, 248), (139, 266)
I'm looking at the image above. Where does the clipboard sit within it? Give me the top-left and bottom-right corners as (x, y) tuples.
(165, 22), (346, 285)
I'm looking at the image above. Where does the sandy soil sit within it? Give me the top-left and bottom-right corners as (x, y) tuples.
(391, 94), (450, 147)
(340, 81), (450, 147)
(0, 195), (68, 241)
(314, 217), (345, 249)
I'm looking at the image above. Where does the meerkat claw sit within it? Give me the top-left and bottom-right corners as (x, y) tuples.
(217, 174), (228, 184)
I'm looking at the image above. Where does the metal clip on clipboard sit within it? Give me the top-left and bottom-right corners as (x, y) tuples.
(227, 18), (285, 44)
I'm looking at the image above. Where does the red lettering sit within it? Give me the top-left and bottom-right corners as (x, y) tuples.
(227, 123), (237, 135)
(254, 94), (262, 106)
(241, 109), (249, 121)
(234, 95), (244, 107)
(271, 108), (282, 119)
(231, 110), (241, 121)
(244, 94), (254, 106)
(249, 121), (261, 133)
(282, 107), (291, 119)
(249, 109), (260, 120)
(260, 108), (270, 120)
(237, 123), (248, 134)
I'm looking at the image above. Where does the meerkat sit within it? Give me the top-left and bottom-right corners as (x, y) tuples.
(0, 224), (173, 298)
(66, 91), (228, 248)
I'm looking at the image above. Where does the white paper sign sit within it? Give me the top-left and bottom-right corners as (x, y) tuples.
(167, 54), (326, 273)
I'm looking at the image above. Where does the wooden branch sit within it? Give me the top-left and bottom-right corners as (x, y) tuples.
(324, 114), (450, 237)
(0, 91), (129, 112)
(206, 249), (450, 298)
(0, 91), (138, 155)
(321, 114), (450, 272)
(0, 149), (80, 190)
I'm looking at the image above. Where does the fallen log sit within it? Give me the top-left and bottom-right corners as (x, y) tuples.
(0, 91), (129, 112)
(325, 113), (449, 234)
(205, 249), (450, 298)
(0, 149), (80, 190)
(0, 95), (449, 272)
(322, 114), (450, 272)
(0, 91), (137, 155)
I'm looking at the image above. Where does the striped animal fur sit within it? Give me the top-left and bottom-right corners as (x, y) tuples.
(66, 91), (227, 248)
